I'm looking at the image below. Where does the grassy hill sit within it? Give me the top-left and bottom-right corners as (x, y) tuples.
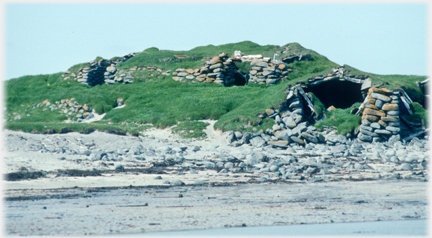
(4, 41), (428, 137)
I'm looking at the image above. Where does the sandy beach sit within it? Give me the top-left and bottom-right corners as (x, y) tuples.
(3, 121), (429, 236)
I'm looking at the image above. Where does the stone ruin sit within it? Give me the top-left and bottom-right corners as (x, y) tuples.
(280, 53), (312, 64)
(59, 51), (425, 144)
(172, 53), (242, 86)
(69, 53), (135, 86)
(356, 87), (416, 142)
(171, 52), (297, 86)
(247, 59), (290, 85)
(227, 66), (425, 147)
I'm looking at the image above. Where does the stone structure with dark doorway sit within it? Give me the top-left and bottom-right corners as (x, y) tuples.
(303, 66), (370, 109)
(76, 53), (135, 86)
(171, 52), (289, 86)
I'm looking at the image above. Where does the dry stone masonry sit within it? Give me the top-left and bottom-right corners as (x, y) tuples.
(64, 53), (136, 86)
(248, 59), (290, 85)
(281, 53), (312, 64)
(171, 52), (291, 86)
(227, 85), (324, 148)
(172, 53), (240, 86)
(227, 65), (422, 148)
(357, 87), (406, 143)
(306, 66), (370, 87)
(77, 59), (111, 86)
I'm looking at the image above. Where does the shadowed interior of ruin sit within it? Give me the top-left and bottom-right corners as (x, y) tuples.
(233, 72), (247, 86)
(306, 80), (364, 109)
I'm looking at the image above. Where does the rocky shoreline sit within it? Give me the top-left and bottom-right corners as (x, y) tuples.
(3, 121), (429, 235)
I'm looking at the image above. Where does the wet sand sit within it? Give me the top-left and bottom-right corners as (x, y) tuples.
(5, 180), (427, 236)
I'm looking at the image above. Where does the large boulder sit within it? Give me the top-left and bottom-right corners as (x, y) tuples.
(249, 136), (266, 147)
(225, 131), (236, 143)
(282, 116), (296, 129)
(276, 129), (291, 141)
(242, 132), (252, 144)
(245, 151), (266, 165)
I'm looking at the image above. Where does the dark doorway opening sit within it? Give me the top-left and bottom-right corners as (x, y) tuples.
(306, 80), (364, 109)
(233, 72), (247, 86)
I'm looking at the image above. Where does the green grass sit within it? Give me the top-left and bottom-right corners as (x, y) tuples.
(5, 41), (427, 138)
(5, 121), (152, 135)
(406, 102), (428, 126)
(314, 102), (362, 136)
(171, 120), (209, 139)
(309, 92), (326, 120)
(343, 65), (427, 104)
(116, 41), (304, 73)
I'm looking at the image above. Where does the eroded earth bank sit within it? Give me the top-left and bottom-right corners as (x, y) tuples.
(3, 121), (429, 236)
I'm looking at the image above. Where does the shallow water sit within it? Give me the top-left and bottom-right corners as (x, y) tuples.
(136, 219), (428, 236)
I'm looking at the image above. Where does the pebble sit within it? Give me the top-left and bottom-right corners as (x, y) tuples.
(190, 169), (198, 174)
(219, 169), (228, 174)
(4, 127), (430, 193)
(305, 167), (317, 174)
(387, 173), (401, 180)
(269, 165), (279, 172)
(224, 162), (234, 169)
(194, 180), (209, 185)
(398, 163), (413, 171)
(171, 179), (185, 186)
(311, 177), (324, 182)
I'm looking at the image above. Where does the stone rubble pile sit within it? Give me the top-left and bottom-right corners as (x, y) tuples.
(172, 53), (240, 86)
(227, 86), (325, 148)
(357, 87), (404, 142)
(20, 98), (94, 123)
(8, 99), (92, 122)
(248, 59), (290, 85)
(5, 129), (429, 186)
(53, 98), (93, 122)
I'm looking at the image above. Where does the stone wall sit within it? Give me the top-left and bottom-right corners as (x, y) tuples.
(357, 87), (402, 142)
(172, 53), (240, 86)
(268, 85), (324, 146)
(75, 53), (135, 86)
(248, 59), (290, 85)
(281, 53), (312, 64)
(306, 66), (369, 87)
(227, 82), (418, 148)
(171, 53), (291, 86)
(77, 59), (110, 86)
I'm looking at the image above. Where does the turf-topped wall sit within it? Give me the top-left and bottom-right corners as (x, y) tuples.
(172, 53), (240, 86)
(171, 53), (292, 86)
(248, 59), (290, 85)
